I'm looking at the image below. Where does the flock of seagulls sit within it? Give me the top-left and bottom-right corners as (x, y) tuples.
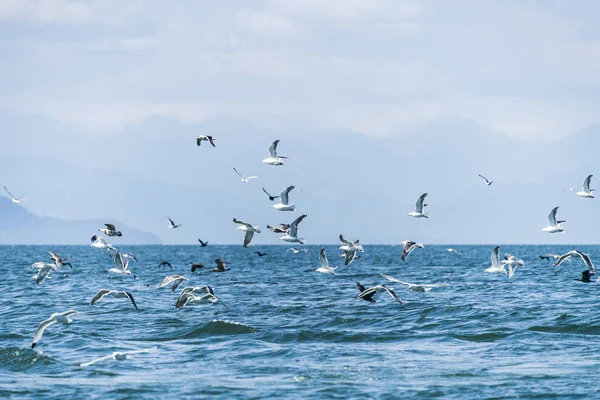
(11, 135), (598, 364)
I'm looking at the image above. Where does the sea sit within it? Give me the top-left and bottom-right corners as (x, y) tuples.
(1, 244), (599, 399)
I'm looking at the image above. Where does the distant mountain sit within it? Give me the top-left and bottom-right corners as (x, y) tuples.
(0, 197), (162, 245)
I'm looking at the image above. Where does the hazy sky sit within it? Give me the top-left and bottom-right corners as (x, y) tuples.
(1, 0), (599, 140)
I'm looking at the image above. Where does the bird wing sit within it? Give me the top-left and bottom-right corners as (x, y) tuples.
(380, 274), (411, 286)
(344, 250), (356, 266)
(478, 174), (490, 184)
(575, 251), (595, 274)
(159, 275), (179, 288)
(114, 250), (125, 271)
(3, 186), (16, 200)
(548, 207), (559, 226)
(491, 246), (500, 268)
(243, 231), (255, 247)
(383, 287), (404, 304)
(415, 193), (428, 213)
(207, 136), (216, 147)
(124, 292), (139, 310)
(280, 186), (294, 205)
(355, 287), (377, 300)
(246, 176), (258, 181)
(584, 175), (593, 192)
(91, 289), (112, 305)
(289, 214), (307, 237)
(233, 167), (243, 178)
(79, 354), (115, 367)
(32, 317), (57, 348)
(36, 264), (55, 285)
(48, 251), (59, 261)
(339, 234), (352, 246)
(319, 248), (329, 268)
(104, 223), (116, 231)
(168, 217), (175, 226)
(269, 140), (279, 157)
(196, 136), (202, 146)
(401, 241), (416, 262)
(233, 218), (252, 228)
(262, 188), (278, 199)
(554, 253), (571, 268)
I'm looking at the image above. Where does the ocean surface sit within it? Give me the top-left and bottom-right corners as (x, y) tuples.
(1, 244), (600, 399)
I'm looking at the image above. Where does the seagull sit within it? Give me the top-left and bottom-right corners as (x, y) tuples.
(381, 273), (447, 292)
(34, 263), (57, 286)
(339, 234), (364, 266)
(541, 206), (566, 233)
(91, 289), (139, 310)
(158, 275), (189, 292)
(233, 218), (261, 247)
(255, 251), (267, 257)
(446, 248), (462, 256)
(99, 223), (122, 237)
(48, 251), (72, 269)
(407, 193), (429, 218)
(123, 253), (138, 263)
(484, 246), (507, 274)
(478, 175), (494, 186)
(175, 286), (228, 310)
(262, 188), (280, 201)
(279, 214), (307, 244)
(190, 262), (204, 273)
(539, 254), (561, 262)
(108, 250), (132, 276)
(31, 310), (78, 349)
(576, 270), (593, 283)
(233, 167), (258, 183)
(272, 186), (296, 211)
(400, 240), (424, 262)
(576, 174), (595, 198)
(288, 247), (309, 254)
(198, 239), (208, 247)
(355, 284), (403, 304)
(554, 251), (595, 274)
(212, 258), (231, 273)
(156, 261), (172, 269)
(262, 139), (288, 166)
(79, 347), (158, 367)
(503, 254), (525, 279)
(355, 282), (376, 303)
(4, 185), (28, 204)
(196, 135), (216, 147)
(316, 248), (337, 274)
(168, 217), (181, 229)
(90, 235), (115, 250)
(267, 224), (289, 234)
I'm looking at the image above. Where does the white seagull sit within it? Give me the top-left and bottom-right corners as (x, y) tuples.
(34, 263), (57, 286)
(401, 240), (424, 262)
(554, 250), (595, 274)
(108, 250), (132, 276)
(446, 248), (462, 256)
(99, 223), (122, 237)
(91, 289), (139, 310)
(316, 248), (337, 274)
(233, 218), (261, 247)
(196, 135), (216, 147)
(272, 185), (296, 211)
(262, 140), (288, 166)
(288, 247), (309, 254)
(90, 235), (115, 250)
(381, 273), (447, 292)
(541, 206), (566, 233)
(279, 214), (307, 244)
(31, 310), (78, 349)
(168, 217), (181, 229)
(233, 167), (258, 183)
(175, 286), (228, 310)
(478, 174), (494, 186)
(339, 234), (364, 266)
(407, 193), (429, 218)
(355, 284), (404, 304)
(576, 174), (595, 198)
(484, 246), (507, 274)
(79, 347), (158, 367)
(159, 275), (189, 292)
(4, 185), (28, 204)
(503, 254), (525, 279)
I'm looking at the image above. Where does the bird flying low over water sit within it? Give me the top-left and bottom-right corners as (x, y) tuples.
(90, 235), (115, 250)
(407, 193), (429, 218)
(355, 283), (404, 304)
(190, 262), (204, 273)
(262, 140), (288, 166)
(233, 218), (261, 247)
(48, 251), (72, 269)
(108, 250), (132, 276)
(272, 186), (296, 211)
(212, 258), (231, 273)
(478, 175), (494, 186)
(159, 275), (189, 292)
(288, 247), (309, 254)
(279, 214), (307, 245)
(381, 274), (447, 292)
(576, 174), (595, 198)
(262, 188), (280, 201)
(79, 347), (158, 367)
(484, 246), (507, 274)
(198, 239), (208, 247)
(255, 251), (267, 257)
(175, 286), (227, 310)
(267, 224), (289, 234)
(99, 223), (122, 237)
(156, 261), (172, 269)
(541, 206), (566, 234)
(554, 251), (595, 275)
(446, 248), (462, 255)
(33, 263), (57, 286)
(233, 167), (258, 183)
(316, 248), (337, 274)
(91, 289), (139, 310)
(339, 234), (364, 266)
(32, 310), (78, 349)
(168, 217), (181, 229)
(4, 185), (28, 204)
(503, 254), (525, 279)
(401, 240), (423, 262)
(196, 135), (216, 147)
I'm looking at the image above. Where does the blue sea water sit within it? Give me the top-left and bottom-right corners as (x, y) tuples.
(1, 244), (599, 399)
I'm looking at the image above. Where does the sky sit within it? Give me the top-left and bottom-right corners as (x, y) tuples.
(0, 0), (599, 141)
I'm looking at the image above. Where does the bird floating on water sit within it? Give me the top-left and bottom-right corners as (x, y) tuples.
(196, 135), (216, 147)
(233, 167), (258, 183)
(575, 174), (595, 198)
(233, 218), (261, 247)
(108, 250), (132, 276)
(272, 185), (296, 211)
(407, 193), (429, 218)
(32, 310), (78, 349)
(262, 140), (288, 166)
(541, 206), (566, 234)
(4, 185), (28, 204)
(316, 248), (337, 274)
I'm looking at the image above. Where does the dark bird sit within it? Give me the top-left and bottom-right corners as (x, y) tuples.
(575, 270), (593, 283)
(198, 239), (208, 247)
(212, 259), (231, 273)
(168, 217), (181, 229)
(157, 261), (173, 269)
(196, 135), (216, 147)
(355, 283), (403, 304)
(190, 262), (204, 273)
(478, 174), (494, 186)
(355, 282), (376, 303)
(48, 251), (72, 269)
(262, 188), (280, 201)
(267, 224), (290, 234)
(255, 251), (267, 257)
(99, 223), (122, 237)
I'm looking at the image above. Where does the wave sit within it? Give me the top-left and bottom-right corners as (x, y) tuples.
(0, 346), (59, 371)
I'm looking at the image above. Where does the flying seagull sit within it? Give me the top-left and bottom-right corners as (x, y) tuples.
(262, 188), (280, 201)
(272, 185), (296, 211)
(539, 254), (561, 262)
(198, 239), (208, 247)
(156, 261), (172, 269)
(262, 139), (288, 166)
(381, 273), (447, 292)
(48, 251), (72, 269)
(175, 286), (228, 310)
(108, 250), (132, 276)
(233, 167), (258, 183)
(79, 347), (158, 367)
(576, 174), (595, 198)
(355, 284), (404, 304)
(478, 175), (494, 186)
(233, 218), (261, 247)
(34, 263), (57, 286)
(446, 248), (462, 256)
(212, 258), (231, 273)
(255, 251), (268, 257)
(190, 262), (204, 273)
(484, 246), (507, 274)
(541, 206), (566, 233)
(279, 214), (307, 244)
(4, 186), (28, 204)
(158, 275), (189, 292)
(99, 223), (122, 237)
(32, 310), (78, 349)
(196, 135), (216, 147)
(503, 254), (525, 279)
(90, 289), (139, 310)
(168, 217), (181, 229)
(356, 282), (376, 303)
(401, 240), (424, 262)
(267, 224), (289, 234)
(407, 193), (429, 218)
(288, 247), (309, 254)
(90, 235), (115, 250)
(316, 248), (337, 274)
(339, 234), (364, 266)
(554, 250), (595, 274)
